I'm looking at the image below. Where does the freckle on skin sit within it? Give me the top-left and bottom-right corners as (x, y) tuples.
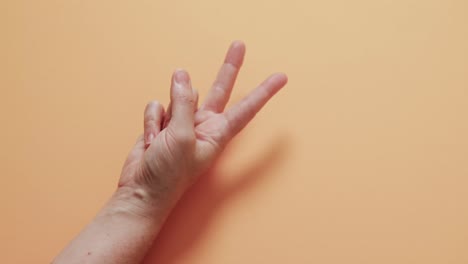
(87, 252), (91, 256)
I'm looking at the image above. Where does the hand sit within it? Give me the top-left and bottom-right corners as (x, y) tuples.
(118, 41), (288, 210)
(53, 41), (287, 264)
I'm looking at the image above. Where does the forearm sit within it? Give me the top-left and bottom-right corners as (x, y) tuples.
(53, 186), (174, 264)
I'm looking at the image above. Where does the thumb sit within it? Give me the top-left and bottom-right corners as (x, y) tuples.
(168, 69), (196, 142)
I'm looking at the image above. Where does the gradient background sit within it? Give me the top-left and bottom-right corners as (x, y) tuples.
(2, 0), (468, 263)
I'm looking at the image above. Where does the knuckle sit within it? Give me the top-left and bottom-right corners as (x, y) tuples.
(213, 84), (227, 96)
(144, 119), (155, 126)
(175, 93), (195, 104)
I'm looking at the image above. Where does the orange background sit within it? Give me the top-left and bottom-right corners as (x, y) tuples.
(2, 0), (468, 263)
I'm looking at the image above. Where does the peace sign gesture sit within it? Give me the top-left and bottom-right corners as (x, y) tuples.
(118, 41), (288, 207)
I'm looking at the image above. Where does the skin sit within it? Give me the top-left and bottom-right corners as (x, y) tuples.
(52, 41), (288, 264)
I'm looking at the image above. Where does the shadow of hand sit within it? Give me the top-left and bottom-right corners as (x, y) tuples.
(142, 137), (288, 264)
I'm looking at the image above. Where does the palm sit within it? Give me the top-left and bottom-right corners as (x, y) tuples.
(195, 110), (228, 145)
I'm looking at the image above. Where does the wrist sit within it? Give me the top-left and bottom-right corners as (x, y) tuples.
(106, 185), (177, 222)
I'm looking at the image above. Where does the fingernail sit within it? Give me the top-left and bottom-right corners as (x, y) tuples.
(174, 69), (189, 86)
